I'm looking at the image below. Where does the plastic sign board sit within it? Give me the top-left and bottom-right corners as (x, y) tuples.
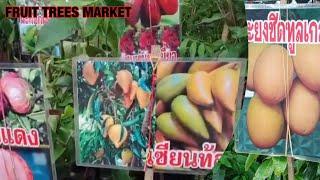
(236, 2), (320, 162)
(0, 64), (56, 180)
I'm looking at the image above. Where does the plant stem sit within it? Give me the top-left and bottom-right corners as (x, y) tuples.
(287, 157), (294, 180)
(221, 22), (229, 42)
(60, 40), (65, 59)
(49, 109), (63, 133)
(226, 0), (236, 25)
(123, 100), (136, 120)
(141, 111), (149, 136)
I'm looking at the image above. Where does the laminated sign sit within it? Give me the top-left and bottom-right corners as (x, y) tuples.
(0, 64), (56, 180)
(17, 0), (61, 57)
(73, 58), (154, 171)
(148, 59), (246, 174)
(235, 2), (320, 161)
(120, 0), (180, 61)
(73, 57), (246, 174)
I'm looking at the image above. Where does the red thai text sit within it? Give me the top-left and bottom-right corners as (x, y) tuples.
(0, 127), (40, 148)
(247, 11), (320, 55)
(146, 141), (223, 170)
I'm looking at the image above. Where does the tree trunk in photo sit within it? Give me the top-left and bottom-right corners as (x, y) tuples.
(0, 51), (8, 62)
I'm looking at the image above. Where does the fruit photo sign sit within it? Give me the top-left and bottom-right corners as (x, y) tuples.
(235, 4), (320, 161)
(0, 64), (56, 179)
(120, 0), (180, 61)
(73, 58), (154, 171)
(147, 59), (246, 174)
(73, 58), (246, 174)
(17, 0), (61, 57)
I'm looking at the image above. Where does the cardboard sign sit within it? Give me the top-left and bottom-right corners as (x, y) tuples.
(120, 0), (180, 61)
(73, 58), (246, 174)
(0, 64), (56, 180)
(235, 3), (320, 161)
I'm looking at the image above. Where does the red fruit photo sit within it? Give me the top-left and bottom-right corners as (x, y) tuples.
(0, 65), (56, 180)
(0, 149), (33, 180)
(125, 0), (143, 27)
(161, 26), (180, 51)
(124, 0), (179, 28)
(0, 148), (54, 180)
(157, 0), (178, 15)
(139, 28), (158, 52)
(141, 0), (161, 27)
(0, 72), (34, 115)
(120, 30), (137, 55)
(0, 67), (50, 145)
(120, 0), (180, 59)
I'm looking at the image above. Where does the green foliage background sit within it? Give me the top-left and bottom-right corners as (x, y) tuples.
(1, 0), (320, 179)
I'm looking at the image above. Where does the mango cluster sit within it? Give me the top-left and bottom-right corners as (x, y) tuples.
(100, 114), (133, 166)
(116, 69), (151, 109)
(247, 44), (320, 149)
(155, 61), (241, 150)
(82, 64), (151, 109)
(82, 64), (150, 166)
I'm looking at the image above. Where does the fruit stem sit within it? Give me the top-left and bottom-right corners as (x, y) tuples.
(226, 0), (236, 26)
